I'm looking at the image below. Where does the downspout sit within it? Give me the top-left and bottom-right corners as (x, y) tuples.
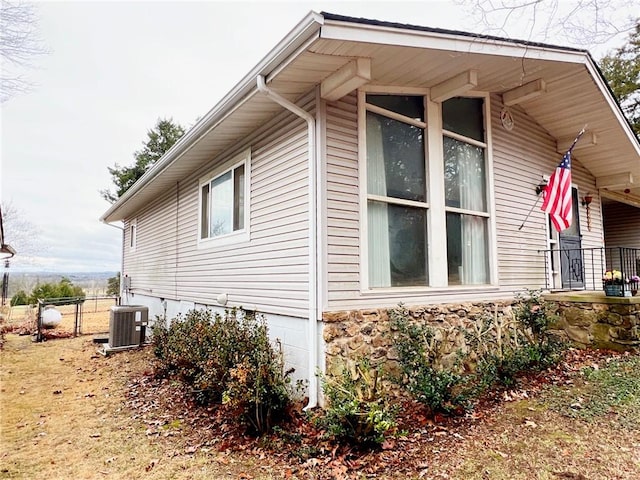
(256, 75), (318, 409)
(104, 221), (125, 304)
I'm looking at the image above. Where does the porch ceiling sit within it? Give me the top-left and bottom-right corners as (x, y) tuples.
(295, 32), (639, 200)
(102, 12), (640, 223)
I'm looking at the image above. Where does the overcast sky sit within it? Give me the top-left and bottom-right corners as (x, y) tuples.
(0, 0), (632, 273)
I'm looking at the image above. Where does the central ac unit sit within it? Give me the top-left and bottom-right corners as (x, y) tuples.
(108, 305), (149, 349)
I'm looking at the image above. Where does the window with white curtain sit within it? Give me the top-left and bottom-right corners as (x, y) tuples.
(364, 93), (490, 288)
(443, 98), (489, 285)
(366, 95), (428, 287)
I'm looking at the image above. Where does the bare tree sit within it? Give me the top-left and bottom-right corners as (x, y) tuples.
(0, 202), (45, 259)
(0, 0), (49, 102)
(458, 0), (635, 47)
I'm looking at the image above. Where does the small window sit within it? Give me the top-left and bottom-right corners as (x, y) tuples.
(129, 219), (137, 250)
(199, 150), (249, 242)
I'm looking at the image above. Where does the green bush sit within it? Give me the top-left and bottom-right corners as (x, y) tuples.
(391, 311), (470, 414)
(222, 319), (293, 433)
(10, 278), (86, 306)
(10, 290), (29, 306)
(473, 290), (565, 388)
(151, 308), (293, 434)
(106, 273), (120, 296)
(318, 358), (397, 446)
(391, 291), (566, 412)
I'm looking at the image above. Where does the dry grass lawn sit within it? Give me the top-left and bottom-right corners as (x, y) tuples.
(0, 335), (263, 479)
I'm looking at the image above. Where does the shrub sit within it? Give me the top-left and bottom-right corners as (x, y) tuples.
(11, 278), (86, 306)
(318, 358), (397, 446)
(106, 273), (120, 296)
(474, 291), (565, 388)
(10, 290), (29, 306)
(390, 291), (566, 412)
(223, 323), (293, 433)
(151, 308), (293, 434)
(513, 288), (556, 342)
(391, 310), (470, 414)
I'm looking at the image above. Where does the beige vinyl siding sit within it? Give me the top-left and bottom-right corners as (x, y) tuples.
(123, 186), (179, 298)
(491, 95), (603, 290)
(324, 92), (603, 312)
(604, 202), (640, 249)
(122, 92), (315, 318)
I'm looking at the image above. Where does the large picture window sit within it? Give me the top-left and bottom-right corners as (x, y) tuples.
(363, 92), (491, 288)
(443, 98), (489, 285)
(365, 95), (428, 288)
(199, 150), (249, 243)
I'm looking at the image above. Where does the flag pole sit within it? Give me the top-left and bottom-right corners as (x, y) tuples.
(566, 125), (587, 155)
(518, 125), (587, 231)
(518, 194), (543, 230)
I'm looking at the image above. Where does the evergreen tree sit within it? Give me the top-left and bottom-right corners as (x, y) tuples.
(101, 118), (185, 203)
(106, 272), (120, 296)
(599, 19), (640, 137)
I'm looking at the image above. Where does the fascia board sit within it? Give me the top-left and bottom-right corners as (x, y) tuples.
(101, 11), (324, 223)
(320, 21), (589, 63)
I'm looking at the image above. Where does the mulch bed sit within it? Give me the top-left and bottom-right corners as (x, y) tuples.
(123, 348), (625, 479)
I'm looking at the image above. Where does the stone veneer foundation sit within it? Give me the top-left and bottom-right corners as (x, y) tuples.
(544, 292), (640, 350)
(322, 294), (640, 374)
(322, 301), (515, 377)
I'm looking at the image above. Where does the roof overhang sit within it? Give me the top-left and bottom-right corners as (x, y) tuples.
(101, 12), (640, 223)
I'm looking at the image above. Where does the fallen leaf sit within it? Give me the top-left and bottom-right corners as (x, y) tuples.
(145, 459), (158, 472)
(382, 439), (396, 450)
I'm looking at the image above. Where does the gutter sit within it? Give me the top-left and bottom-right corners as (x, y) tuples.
(256, 75), (319, 409)
(100, 11), (324, 224)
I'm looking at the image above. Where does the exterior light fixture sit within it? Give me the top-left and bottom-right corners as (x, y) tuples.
(535, 180), (548, 195)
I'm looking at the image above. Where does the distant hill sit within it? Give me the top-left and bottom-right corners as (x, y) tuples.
(4, 272), (118, 298)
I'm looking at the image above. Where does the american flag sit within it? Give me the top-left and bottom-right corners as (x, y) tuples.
(541, 151), (572, 232)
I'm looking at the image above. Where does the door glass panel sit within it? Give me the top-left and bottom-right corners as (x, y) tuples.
(562, 189), (580, 236)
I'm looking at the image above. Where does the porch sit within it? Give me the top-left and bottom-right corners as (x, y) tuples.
(543, 290), (640, 350)
(538, 246), (640, 350)
(538, 246), (640, 296)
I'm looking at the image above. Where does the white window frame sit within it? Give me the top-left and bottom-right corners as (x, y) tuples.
(129, 218), (137, 251)
(358, 86), (497, 292)
(197, 148), (251, 248)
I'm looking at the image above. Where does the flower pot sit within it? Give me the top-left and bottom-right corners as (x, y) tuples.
(604, 284), (624, 297)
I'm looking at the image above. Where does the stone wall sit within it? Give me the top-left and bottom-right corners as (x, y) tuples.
(322, 295), (640, 375)
(322, 301), (515, 376)
(545, 293), (640, 350)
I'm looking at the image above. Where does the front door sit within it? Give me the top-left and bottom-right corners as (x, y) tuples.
(559, 188), (584, 289)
